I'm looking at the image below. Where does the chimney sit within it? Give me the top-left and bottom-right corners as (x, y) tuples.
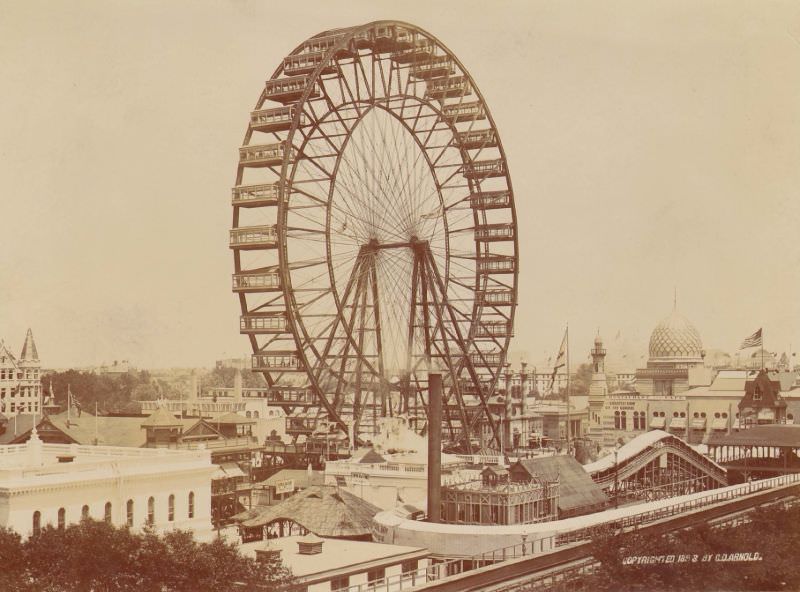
(427, 373), (442, 523)
(254, 539), (282, 564)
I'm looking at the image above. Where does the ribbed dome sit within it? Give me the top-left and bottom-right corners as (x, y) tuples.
(648, 310), (703, 361)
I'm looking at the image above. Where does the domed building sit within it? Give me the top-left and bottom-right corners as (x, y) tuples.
(635, 309), (705, 397)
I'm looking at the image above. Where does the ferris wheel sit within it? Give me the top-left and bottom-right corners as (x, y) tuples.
(231, 21), (518, 450)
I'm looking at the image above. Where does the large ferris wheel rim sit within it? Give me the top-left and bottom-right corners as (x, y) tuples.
(233, 20), (520, 438)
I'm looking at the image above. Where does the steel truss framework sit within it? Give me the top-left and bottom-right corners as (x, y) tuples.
(231, 22), (519, 450)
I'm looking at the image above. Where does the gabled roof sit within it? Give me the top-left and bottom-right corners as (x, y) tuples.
(210, 412), (256, 425)
(256, 469), (325, 489)
(357, 449), (386, 464)
(708, 425), (800, 447)
(0, 342), (18, 367)
(141, 405), (183, 427)
(0, 414), (39, 444)
(19, 329), (38, 362)
(234, 486), (381, 537)
(513, 456), (608, 517)
(48, 412), (148, 447)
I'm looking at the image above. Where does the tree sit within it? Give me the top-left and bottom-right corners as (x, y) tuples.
(2, 519), (298, 592)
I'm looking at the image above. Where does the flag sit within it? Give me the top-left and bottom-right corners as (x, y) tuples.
(549, 328), (568, 390)
(739, 329), (762, 350)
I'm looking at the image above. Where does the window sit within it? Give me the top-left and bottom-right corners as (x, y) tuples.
(81, 505), (89, 520)
(693, 412), (699, 418)
(620, 411), (627, 430)
(701, 412), (706, 418)
(331, 575), (349, 591)
(253, 411), (259, 418)
(714, 412), (720, 419)
(679, 412), (686, 418)
(126, 500), (134, 527)
(147, 497), (155, 525)
(188, 492), (195, 519)
(614, 411), (621, 430)
(722, 413), (728, 419)
(673, 412), (679, 418)
(246, 411), (251, 418)
(401, 559), (418, 574)
(104, 502), (112, 524)
(367, 567), (385, 586)
(32, 511), (41, 536)
(58, 508), (66, 530)
(168, 495), (175, 522)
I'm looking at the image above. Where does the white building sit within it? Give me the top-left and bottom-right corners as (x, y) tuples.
(0, 329), (42, 416)
(242, 534), (430, 592)
(0, 428), (215, 540)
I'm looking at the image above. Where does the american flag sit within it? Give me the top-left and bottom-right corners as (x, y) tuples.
(739, 328), (762, 350)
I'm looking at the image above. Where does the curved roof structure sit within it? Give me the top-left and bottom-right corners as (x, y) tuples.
(648, 310), (703, 362)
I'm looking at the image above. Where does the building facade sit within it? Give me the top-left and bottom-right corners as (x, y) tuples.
(0, 429), (215, 540)
(0, 329), (41, 416)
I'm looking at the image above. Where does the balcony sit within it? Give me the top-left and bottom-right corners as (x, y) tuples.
(252, 352), (303, 372)
(283, 51), (337, 76)
(231, 272), (281, 293)
(231, 183), (282, 208)
(229, 225), (279, 250)
(476, 321), (513, 338)
(475, 223), (515, 242)
(469, 191), (511, 210)
(239, 313), (288, 334)
(239, 142), (293, 168)
(426, 76), (471, 100)
(390, 40), (434, 63)
(478, 290), (514, 306)
(264, 76), (319, 104)
(477, 256), (516, 274)
(249, 106), (302, 133)
(463, 159), (505, 179)
(410, 56), (455, 80)
(457, 129), (497, 149)
(442, 101), (485, 123)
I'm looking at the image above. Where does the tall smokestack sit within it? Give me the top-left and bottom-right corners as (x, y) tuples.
(427, 373), (442, 523)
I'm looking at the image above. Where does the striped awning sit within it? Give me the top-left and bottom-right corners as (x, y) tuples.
(669, 417), (687, 430)
(711, 418), (728, 430)
(649, 417), (666, 429)
(691, 418), (706, 430)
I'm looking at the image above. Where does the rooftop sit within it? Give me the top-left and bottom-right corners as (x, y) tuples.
(708, 425), (800, 447)
(239, 535), (427, 580)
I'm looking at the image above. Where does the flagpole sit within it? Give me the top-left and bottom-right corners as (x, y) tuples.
(566, 324), (571, 454)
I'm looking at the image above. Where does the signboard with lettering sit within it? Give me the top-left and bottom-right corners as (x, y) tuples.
(274, 479), (295, 495)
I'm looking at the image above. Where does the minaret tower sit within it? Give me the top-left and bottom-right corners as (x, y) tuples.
(587, 332), (608, 445)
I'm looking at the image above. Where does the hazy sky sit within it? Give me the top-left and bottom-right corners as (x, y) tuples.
(1, 1), (799, 370)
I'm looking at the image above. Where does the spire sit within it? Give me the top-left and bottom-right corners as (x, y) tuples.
(20, 328), (38, 362)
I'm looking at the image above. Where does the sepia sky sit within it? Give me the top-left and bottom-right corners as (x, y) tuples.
(1, 0), (799, 370)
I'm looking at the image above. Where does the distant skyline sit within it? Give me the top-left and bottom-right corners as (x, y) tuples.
(1, 1), (799, 369)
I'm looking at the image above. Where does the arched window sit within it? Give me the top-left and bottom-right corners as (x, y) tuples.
(701, 412), (707, 418)
(620, 411), (627, 430)
(693, 412), (699, 418)
(32, 511), (41, 536)
(104, 502), (112, 524)
(788, 413), (794, 421)
(168, 495), (175, 522)
(147, 497), (155, 525)
(714, 412), (721, 419)
(81, 505), (89, 520)
(126, 500), (134, 527)
(253, 411), (259, 419)
(188, 492), (195, 519)
(722, 412), (728, 419)
(614, 411), (620, 430)
(680, 412), (686, 418)
(58, 508), (66, 530)
(246, 411), (251, 418)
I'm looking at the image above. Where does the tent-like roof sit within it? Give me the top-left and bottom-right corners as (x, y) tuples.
(234, 485), (381, 538)
(514, 456), (608, 517)
(256, 469), (325, 489)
